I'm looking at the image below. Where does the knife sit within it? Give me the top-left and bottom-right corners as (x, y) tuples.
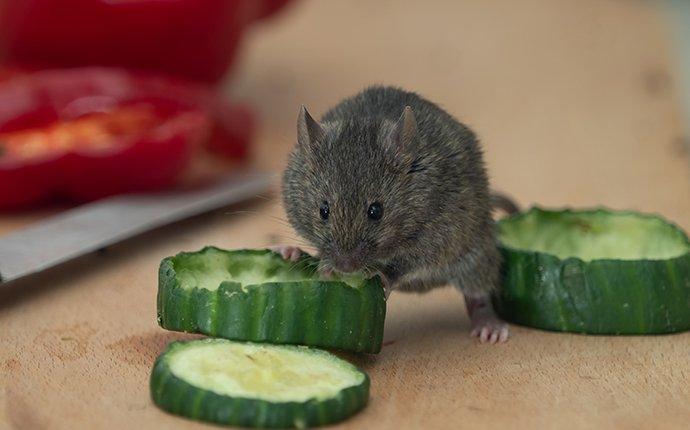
(0, 171), (272, 285)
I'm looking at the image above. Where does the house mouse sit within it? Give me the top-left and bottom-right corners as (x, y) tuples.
(277, 86), (517, 344)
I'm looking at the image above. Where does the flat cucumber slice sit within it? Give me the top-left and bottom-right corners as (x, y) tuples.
(493, 207), (690, 334)
(157, 247), (386, 353)
(150, 338), (369, 428)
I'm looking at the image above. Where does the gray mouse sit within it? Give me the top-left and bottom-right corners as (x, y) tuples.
(277, 86), (517, 344)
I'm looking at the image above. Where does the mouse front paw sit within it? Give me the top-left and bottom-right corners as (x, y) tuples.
(318, 266), (334, 279)
(270, 245), (304, 262)
(470, 316), (509, 344)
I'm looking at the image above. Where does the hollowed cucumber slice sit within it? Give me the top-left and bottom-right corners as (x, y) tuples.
(493, 207), (690, 334)
(157, 247), (386, 353)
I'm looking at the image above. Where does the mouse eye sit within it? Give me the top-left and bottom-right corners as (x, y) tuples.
(367, 202), (383, 221)
(319, 201), (330, 220)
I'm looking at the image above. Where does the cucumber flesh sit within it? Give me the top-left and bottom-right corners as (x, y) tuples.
(168, 340), (365, 402)
(174, 249), (363, 290)
(151, 339), (370, 428)
(499, 208), (690, 261)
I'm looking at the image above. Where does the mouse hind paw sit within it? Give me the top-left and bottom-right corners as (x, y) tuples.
(470, 317), (509, 344)
(465, 293), (510, 344)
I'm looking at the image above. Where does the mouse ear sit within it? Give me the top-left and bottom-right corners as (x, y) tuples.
(389, 106), (417, 153)
(297, 105), (325, 149)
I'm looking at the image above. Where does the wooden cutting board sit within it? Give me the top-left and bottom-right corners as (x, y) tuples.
(2, 1), (690, 429)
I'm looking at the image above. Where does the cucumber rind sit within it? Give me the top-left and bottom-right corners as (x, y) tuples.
(157, 247), (386, 353)
(150, 339), (370, 428)
(493, 207), (690, 334)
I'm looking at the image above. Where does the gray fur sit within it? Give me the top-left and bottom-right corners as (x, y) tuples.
(282, 86), (501, 296)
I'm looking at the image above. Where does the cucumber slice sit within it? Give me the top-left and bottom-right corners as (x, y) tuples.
(157, 247), (386, 353)
(150, 338), (369, 428)
(493, 207), (690, 334)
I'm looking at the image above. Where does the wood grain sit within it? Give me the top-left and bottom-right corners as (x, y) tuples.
(2, 0), (690, 429)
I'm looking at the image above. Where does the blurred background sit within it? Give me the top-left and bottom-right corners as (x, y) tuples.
(2, 1), (690, 429)
(225, 0), (690, 220)
(0, 0), (688, 223)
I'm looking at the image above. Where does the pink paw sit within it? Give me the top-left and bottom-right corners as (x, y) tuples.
(270, 245), (303, 262)
(319, 266), (334, 279)
(470, 316), (509, 344)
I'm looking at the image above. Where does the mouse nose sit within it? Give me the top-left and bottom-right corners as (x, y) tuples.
(333, 256), (360, 273)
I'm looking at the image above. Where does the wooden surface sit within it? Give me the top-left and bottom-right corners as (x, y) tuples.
(2, 1), (690, 429)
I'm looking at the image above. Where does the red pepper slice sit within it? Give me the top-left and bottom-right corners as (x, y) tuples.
(0, 67), (251, 209)
(0, 0), (295, 83)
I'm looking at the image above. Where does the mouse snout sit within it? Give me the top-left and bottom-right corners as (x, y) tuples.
(330, 242), (366, 273)
(333, 255), (361, 273)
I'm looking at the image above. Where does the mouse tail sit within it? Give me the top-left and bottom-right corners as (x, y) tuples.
(490, 192), (520, 216)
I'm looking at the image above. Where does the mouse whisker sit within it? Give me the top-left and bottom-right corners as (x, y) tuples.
(223, 210), (295, 229)
(270, 235), (316, 249)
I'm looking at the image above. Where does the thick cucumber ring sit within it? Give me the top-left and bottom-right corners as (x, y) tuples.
(493, 207), (690, 334)
(150, 339), (370, 428)
(157, 248), (386, 353)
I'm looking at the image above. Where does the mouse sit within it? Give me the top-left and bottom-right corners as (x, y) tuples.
(277, 85), (517, 344)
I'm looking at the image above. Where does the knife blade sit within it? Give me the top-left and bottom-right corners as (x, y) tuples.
(0, 171), (272, 285)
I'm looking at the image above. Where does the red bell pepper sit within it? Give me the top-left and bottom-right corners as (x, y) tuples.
(0, 0), (294, 83)
(0, 67), (252, 209)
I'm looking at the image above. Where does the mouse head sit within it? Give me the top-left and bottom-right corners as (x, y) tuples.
(282, 105), (431, 274)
